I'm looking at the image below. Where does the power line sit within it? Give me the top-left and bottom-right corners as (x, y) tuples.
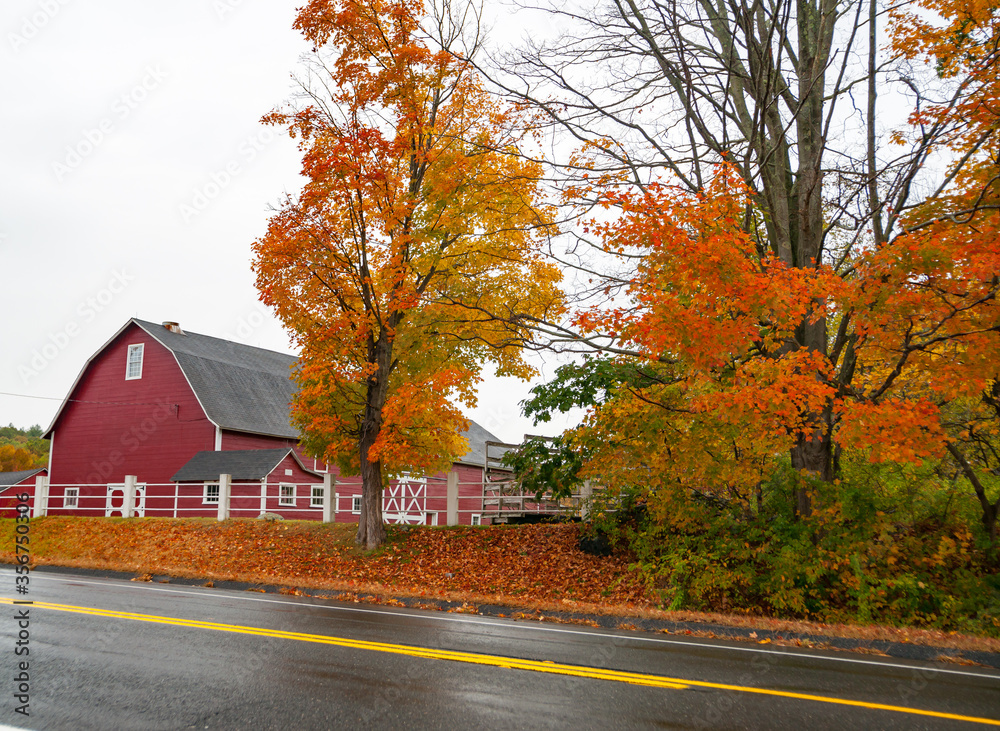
(0, 391), (178, 408)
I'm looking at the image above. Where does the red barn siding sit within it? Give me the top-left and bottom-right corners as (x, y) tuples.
(222, 431), (331, 474)
(454, 463), (487, 525)
(48, 324), (215, 487)
(41, 320), (498, 524)
(220, 431), (296, 452)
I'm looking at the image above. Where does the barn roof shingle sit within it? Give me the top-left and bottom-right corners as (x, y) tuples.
(0, 468), (46, 487)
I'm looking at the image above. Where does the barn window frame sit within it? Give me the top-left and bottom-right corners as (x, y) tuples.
(310, 486), (323, 508)
(352, 495), (362, 514)
(64, 487), (79, 509)
(125, 343), (144, 380)
(279, 483), (296, 506)
(203, 482), (220, 504)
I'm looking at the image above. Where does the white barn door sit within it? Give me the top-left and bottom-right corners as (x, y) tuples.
(382, 475), (427, 525)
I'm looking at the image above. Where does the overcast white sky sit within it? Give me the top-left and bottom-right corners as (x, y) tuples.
(0, 0), (579, 443)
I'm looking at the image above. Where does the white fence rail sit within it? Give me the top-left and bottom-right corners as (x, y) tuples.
(18, 473), (592, 526)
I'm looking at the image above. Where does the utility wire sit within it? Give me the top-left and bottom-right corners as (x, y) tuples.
(0, 391), (178, 408)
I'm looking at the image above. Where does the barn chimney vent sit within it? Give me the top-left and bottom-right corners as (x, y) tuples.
(162, 321), (184, 335)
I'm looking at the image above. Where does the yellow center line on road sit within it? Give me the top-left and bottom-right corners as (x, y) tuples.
(5, 597), (999, 726)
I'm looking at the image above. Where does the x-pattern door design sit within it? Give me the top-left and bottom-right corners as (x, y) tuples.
(382, 474), (427, 524)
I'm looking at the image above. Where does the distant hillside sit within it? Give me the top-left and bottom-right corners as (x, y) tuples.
(0, 424), (48, 471)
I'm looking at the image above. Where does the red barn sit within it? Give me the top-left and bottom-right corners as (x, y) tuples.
(41, 319), (502, 523)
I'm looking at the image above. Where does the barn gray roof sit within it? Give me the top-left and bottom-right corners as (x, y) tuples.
(0, 468), (46, 487)
(458, 420), (510, 467)
(171, 449), (321, 481)
(134, 319), (299, 439)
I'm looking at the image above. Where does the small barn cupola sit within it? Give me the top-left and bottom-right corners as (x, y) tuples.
(162, 321), (184, 335)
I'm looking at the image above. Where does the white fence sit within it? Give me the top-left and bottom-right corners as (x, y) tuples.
(19, 472), (584, 526)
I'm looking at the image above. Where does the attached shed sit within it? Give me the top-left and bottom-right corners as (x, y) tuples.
(0, 468), (47, 518)
(170, 448), (325, 519)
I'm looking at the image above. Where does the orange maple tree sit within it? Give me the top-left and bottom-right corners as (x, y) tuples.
(253, 0), (563, 548)
(517, 0), (1000, 532)
(559, 152), (997, 523)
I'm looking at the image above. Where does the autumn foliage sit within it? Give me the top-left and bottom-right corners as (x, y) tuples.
(521, 0), (1000, 546)
(253, 0), (563, 548)
(0, 445), (42, 472)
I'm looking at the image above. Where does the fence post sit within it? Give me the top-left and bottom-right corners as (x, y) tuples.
(123, 475), (137, 518)
(322, 473), (334, 524)
(579, 479), (593, 520)
(446, 470), (459, 526)
(217, 474), (231, 521)
(32, 475), (49, 518)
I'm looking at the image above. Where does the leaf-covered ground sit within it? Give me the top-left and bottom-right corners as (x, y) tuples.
(3, 517), (998, 654)
(2, 517), (647, 608)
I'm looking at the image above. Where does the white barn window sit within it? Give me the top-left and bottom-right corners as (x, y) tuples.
(310, 486), (323, 508)
(64, 487), (79, 509)
(352, 495), (362, 513)
(126, 344), (144, 380)
(279, 483), (296, 506)
(203, 483), (220, 504)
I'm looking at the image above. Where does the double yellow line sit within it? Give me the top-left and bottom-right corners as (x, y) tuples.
(4, 597), (998, 725)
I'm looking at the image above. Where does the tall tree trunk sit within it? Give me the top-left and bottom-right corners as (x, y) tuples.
(790, 424), (832, 516)
(788, 314), (832, 517)
(786, 0), (836, 517)
(356, 333), (393, 550)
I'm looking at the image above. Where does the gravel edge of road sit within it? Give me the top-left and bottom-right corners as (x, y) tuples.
(14, 562), (1000, 671)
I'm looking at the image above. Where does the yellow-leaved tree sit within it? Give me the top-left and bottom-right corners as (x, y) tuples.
(253, 0), (563, 548)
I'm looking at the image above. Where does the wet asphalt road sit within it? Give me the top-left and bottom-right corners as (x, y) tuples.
(1, 568), (998, 730)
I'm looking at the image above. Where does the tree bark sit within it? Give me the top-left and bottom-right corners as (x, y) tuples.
(946, 442), (999, 546)
(356, 331), (394, 550)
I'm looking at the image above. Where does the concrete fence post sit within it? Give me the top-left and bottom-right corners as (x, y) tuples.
(123, 475), (137, 519)
(32, 475), (49, 518)
(217, 473), (231, 521)
(579, 479), (594, 520)
(322, 473), (335, 524)
(446, 470), (459, 526)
